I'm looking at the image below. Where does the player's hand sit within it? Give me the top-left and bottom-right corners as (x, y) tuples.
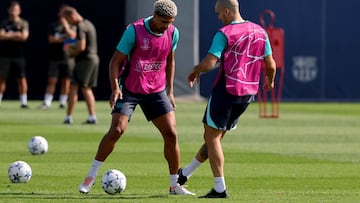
(263, 77), (274, 91)
(168, 93), (176, 111)
(60, 17), (68, 27)
(187, 69), (200, 88)
(110, 89), (122, 110)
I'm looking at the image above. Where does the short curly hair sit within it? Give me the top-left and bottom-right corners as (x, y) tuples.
(154, 0), (177, 18)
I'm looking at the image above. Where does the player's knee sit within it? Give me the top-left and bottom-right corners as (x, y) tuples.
(109, 126), (125, 139)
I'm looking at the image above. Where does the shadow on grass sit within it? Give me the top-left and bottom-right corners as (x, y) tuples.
(0, 192), (169, 200)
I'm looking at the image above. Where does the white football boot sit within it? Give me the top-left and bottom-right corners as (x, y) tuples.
(169, 183), (195, 195)
(79, 176), (96, 194)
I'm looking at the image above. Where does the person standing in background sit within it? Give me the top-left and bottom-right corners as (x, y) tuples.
(61, 6), (99, 124)
(179, 0), (276, 198)
(0, 1), (29, 108)
(40, 5), (77, 109)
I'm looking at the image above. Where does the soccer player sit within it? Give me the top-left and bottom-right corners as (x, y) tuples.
(78, 0), (194, 195)
(61, 6), (99, 124)
(178, 0), (276, 198)
(40, 5), (76, 109)
(0, 1), (29, 108)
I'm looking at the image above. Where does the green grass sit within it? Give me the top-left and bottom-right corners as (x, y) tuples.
(0, 100), (360, 202)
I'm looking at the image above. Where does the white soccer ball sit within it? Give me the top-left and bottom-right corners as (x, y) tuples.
(28, 136), (48, 155)
(8, 161), (32, 183)
(101, 169), (127, 195)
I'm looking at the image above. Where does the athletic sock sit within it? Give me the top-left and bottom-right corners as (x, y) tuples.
(170, 174), (179, 187)
(88, 115), (97, 121)
(87, 159), (103, 178)
(20, 94), (27, 105)
(214, 176), (226, 193)
(0, 94), (3, 104)
(182, 158), (201, 178)
(44, 93), (53, 106)
(59, 94), (68, 106)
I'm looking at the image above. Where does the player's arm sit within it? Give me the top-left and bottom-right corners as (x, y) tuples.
(188, 54), (218, 87)
(109, 50), (127, 109)
(17, 26), (29, 41)
(61, 17), (76, 39)
(108, 24), (135, 109)
(166, 28), (179, 108)
(48, 34), (62, 43)
(48, 29), (64, 44)
(188, 31), (225, 87)
(263, 55), (276, 91)
(12, 21), (29, 41)
(0, 28), (6, 40)
(262, 34), (276, 91)
(0, 22), (29, 41)
(68, 28), (85, 57)
(166, 50), (176, 108)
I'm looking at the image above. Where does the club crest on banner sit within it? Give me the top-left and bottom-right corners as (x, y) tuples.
(291, 56), (318, 83)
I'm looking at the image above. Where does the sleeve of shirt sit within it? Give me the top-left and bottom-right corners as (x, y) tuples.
(77, 24), (86, 41)
(208, 31), (227, 59)
(264, 33), (273, 57)
(22, 20), (29, 32)
(172, 27), (179, 51)
(116, 25), (136, 55)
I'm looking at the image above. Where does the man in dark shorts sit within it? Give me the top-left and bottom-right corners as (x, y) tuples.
(41, 5), (76, 109)
(78, 0), (194, 196)
(0, 1), (29, 108)
(61, 6), (99, 124)
(178, 0), (277, 198)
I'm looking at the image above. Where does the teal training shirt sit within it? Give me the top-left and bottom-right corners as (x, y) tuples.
(116, 16), (179, 55)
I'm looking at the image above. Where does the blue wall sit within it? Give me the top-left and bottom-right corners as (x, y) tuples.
(199, 0), (360, 101)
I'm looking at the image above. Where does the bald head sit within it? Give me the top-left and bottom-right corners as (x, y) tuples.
(215, 0), (243, 25)
(216, 0), (239, 13)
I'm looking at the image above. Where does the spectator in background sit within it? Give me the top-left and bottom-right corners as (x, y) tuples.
(61, 6), (99, 124)
(0, 1), (29, 108)
(179, 0), (276, 198)
(40, 5), (77, 109)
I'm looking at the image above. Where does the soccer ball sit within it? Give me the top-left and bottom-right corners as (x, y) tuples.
(8, 161), (32, 183)
(28, 136), (48, 155)
(63, 38), (78, 56)
(101, 169), (127, 195)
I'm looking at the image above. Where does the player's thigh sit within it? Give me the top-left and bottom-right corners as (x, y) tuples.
(152, 111), (177, 136)
(63, 58), (75, 77)
(111, 89), (140, 121)
(202, 95), (231, 131)
(225, 102), (250, 130)
(74, 59), (98, 87)
(48, 60), (62, 77)
(0, 58), (11, 78)
(12, 58), (26, 77)
(140, 90), (173, 121)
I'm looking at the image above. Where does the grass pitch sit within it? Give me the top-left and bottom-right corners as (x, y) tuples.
(0, 100), (360, 202)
